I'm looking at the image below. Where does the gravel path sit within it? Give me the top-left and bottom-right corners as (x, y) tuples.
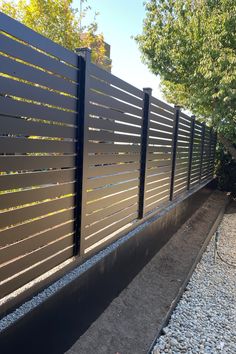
(152, 202), (236, 354)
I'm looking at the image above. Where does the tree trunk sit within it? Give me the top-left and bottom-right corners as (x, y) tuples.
(218, 134), (236, 160)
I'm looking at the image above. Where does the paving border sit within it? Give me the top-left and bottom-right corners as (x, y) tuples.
(147, 192), (231, 354)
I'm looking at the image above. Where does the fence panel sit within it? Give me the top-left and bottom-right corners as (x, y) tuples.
(0, 13), (78, 298)
(0, 11), (217, 305)
(82, 62), (144, 254)
(201, 126), (211, 182)
(173, 112), (192, 197)
(144, 97), (175, 214)
(190, 122), (203, 187)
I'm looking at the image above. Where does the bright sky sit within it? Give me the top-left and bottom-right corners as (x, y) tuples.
(74, 0), (162, 99)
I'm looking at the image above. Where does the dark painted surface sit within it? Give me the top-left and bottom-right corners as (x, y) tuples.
(0, 184), (214, 354)
(0, 12), (217, 304)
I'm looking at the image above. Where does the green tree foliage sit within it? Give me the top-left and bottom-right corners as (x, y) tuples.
(136, 0), (236, 158)
(0, 0), (110, 70)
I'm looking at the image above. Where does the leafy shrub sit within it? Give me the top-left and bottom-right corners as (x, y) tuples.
(216, 144), (236, 197)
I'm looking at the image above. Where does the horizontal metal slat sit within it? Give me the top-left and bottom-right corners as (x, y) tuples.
(145, 195), (169, 210)
(0, 136), (75, 154)
(0, 220), (74, 265)
(90, 76), (143, 108)
(87, 179), (138, 202)
(175, 147), (189, 154)
(147, 172), (171, 182)
(190, 181), (199, 188)
(148, 152), (172, 161)
(0, 246), (73, 299)
(87, 171), (139, 189)
(150, 96), (175, 114)
(0, 96), (77, 125)
(85, 213), (137, 249)
(176, 159), (189, 166)
(148, 137), (172, 146)
(88, 153), (139, 166)
(150, 113), (174, 127)
(147, 159), (172, 169)
(88, 104), (142, 126)
(193, 133), (202, 139)
(0, 54), (77, 96)
(149, 120), (173, 134)
(145, 188), (170, 203)
(0, 155), (76, 172)
(0, 208), (75, 248)
(0, 195), (74, 229)
(191, 172), (200, 180)
(0, 183), (75, 210)
(85, 204), (138, 237)
(85, 194), (137, 225)
(0, 76), (77, 111)
(0, 168), (76, 191)
(90, 63), (143, 99)
(176, 157), (189, 164)
(145, 183), (170, 197)
(149, 130), (173, 140)
(178, 126), (191, 135)
(0, 33), (77, 82)
(177, 132), (191, 140)
(0, 13), (78, 67)
(174, 175), (188, 186)
(88, 142), (140, 154)
(191, 154), (201, 159)
(175, 177), (188, 187)
(86, 187), (138, 214)
(87, 117), (141, 135)
(0, 233), (73, 283)
(146, 175), (170, 190)
(0, 115), (76, 139)
(174, 186), (186, 196)
(89, 91), (142, 118)
(175, 166), (189, 176)
(145, 195), (169, 214)
(88, 130), (141, 144)
(179, 117), (191, 128)
(87, 161), (139, 178)
(150, 107), (174, 122)
(180, 112), (191, 121)
(149, 144), (173, 152)
(147, 164), (172, 175)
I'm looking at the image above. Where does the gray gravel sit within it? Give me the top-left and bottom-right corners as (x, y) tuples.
(152, 204), (236, 354)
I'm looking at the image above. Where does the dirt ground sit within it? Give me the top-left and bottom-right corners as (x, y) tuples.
(65, 190), (228, 354)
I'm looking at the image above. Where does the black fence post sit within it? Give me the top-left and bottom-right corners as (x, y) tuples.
(74, 47), (91, 256)
(138, 87), (152, 219)
(199, 122), (205, 183)
(187, 115), (195, 190)
(170, 105), (180, 201)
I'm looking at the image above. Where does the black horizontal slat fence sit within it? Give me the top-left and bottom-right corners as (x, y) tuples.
(0, 12), (217, 302)
(0, 12), (77, 299)
(80, 57), (143, 254)
(145, 96), (174, 214)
